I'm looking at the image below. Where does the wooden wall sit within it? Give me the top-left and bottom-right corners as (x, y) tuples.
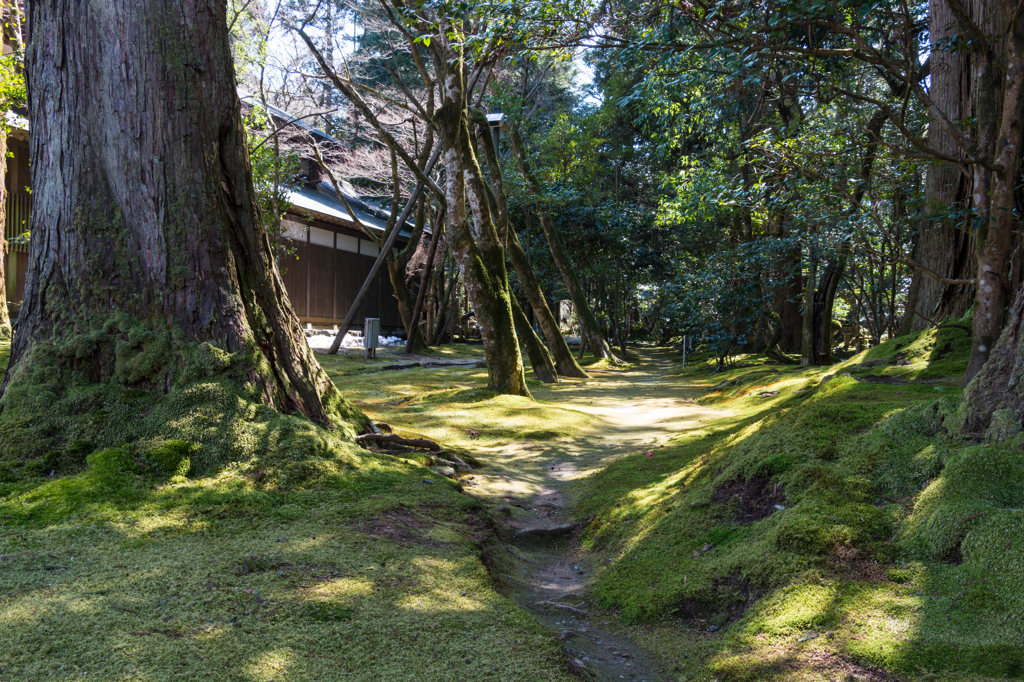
(279, 216), (404, 329)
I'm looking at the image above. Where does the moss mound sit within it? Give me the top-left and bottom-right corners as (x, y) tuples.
(0, 318), (367, 483)
(576, 323), (1024, 678)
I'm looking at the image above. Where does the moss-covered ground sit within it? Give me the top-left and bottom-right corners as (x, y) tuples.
(315, 342), (485, 378)
(572, 323), (1024, 681)
(3, 322), (1023, 681)
(0, 337), (575, 681)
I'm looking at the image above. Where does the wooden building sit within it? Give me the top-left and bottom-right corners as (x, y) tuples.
(3, 114), (29, 320)
(278, 179), (408, 330)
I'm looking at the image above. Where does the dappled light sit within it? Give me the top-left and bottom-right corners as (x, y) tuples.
(2, 0), (1022, 674)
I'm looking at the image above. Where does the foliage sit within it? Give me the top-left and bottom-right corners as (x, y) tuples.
(244, 104), (301, 263)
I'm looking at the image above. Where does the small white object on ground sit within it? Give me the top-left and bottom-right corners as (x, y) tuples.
(305, 331), (403, 351)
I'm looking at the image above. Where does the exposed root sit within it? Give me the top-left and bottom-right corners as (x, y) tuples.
(355, 433), (442, 451)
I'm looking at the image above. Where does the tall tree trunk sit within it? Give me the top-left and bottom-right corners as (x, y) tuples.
(434, 31), (529, 396)
(511, 297), (557, 382)
(812, 258), (845, 363)
(471, 111), (588, 379)
(508, 127), (617, 361)
(0, 0), (19, 342)
(899, 0), (976, 335)
(961, 0), (1024, 383)
(1, 0), (355, 443)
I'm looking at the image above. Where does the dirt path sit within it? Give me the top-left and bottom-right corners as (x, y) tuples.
(466, 348), (727, 681)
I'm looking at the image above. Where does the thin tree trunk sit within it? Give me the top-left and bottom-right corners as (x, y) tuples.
(1, 1), (352, 435)
(405, 215), (443, 354)
(801, 254), (818, 365)
(508, 127), (617, 361)
(471, 111), (587, 379)
(511, 297), (557, 382)
(0, 0), (18, 342)
(0, 131), (10, 341)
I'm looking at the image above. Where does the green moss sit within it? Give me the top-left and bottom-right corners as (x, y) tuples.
(569, 336), (1024, 678)
(984, 408), (1022, 442)
(0, 449), (573, 680)
(0, 314), (367, 480)
(141, 440), (197, 479)
(899, 445), (1024, 560)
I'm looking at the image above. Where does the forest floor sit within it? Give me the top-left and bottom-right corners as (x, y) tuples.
(2, 323), (1023, 681)
(327, 346), (725, 682)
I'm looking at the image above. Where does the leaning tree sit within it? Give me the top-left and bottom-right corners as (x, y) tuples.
(0, 0), (357, 464)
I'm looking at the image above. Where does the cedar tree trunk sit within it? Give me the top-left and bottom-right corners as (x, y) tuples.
(1, 0), (347, 426)
(899, 0), (976, 335)
(961, 0), (1024, 383)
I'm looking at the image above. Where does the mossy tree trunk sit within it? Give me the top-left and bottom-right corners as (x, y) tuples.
(511, 296), (557, 382)
(962, 285), (1024, 433)
(432, 29), (529, 396)
(0, 0), (349, 426)
(471, 111), (587, 380)
(508, 127), (617, 362)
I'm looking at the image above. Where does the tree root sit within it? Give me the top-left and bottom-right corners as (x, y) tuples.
(355, 433), (442, 451)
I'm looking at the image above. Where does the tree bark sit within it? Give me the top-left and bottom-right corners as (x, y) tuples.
(433, 28), (529, 396)
(961, 0), (1024, 383)
(962, 285), (1024, 432)
(1, 0), (350, 427)
(508, 127), (617, 361)
(471, 111), (588, 379)
(899, 0), (976, 336)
